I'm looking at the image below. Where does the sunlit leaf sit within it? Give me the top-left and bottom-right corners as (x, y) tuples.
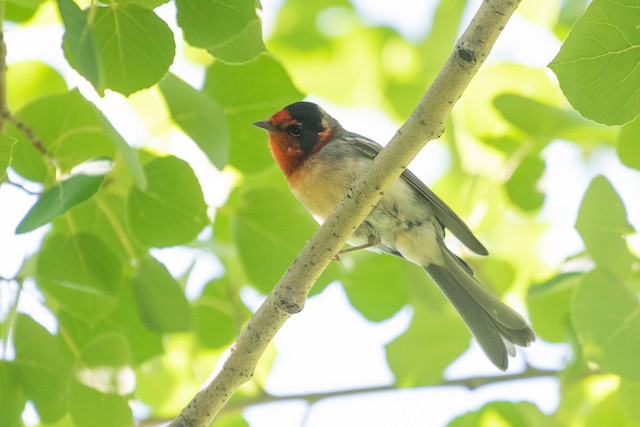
(462, 63), (560, 146)
(0, 133), (16, 180)
(0, 361), (27, 427)
(549, 0), (640, 125)
(387, 0), (466, 118)
(159, 73), (229, 169)
(13, 314), (71, 423)
(449, 400), (562, 427)
(572, 269), (640, 381)
(4, 0), (45, 22)
(16, 173), (105, 234)
(126, 155), (208, 248)
(58, 0), (175, 95)
(575, 176), (634, 282)
(104, 284), (164, 364)
(232, 187), (330, 294)
(617, 116), (640, 171)
(176, 0), (266, 63)
(36, 233), (123, 322)
(585, 387), (635, 427)
(68, 381), (133, 427)
(204, 55), (303, 172)
(386, 304), (468, 386)
(471, 257), (517, 296)
(96, 113), (147, 190)
(340, 252), (414, 322)
(132, 255), (192, 333)
(193, 278), (242, 348)
(493, 94), (616, 144)
(517, 0), (560, 27)
(6, 61), (68, 112)
(528, 272), (582, 342)
(7, 90), (115, 183)
(74, 333), (134, 395)
(103, 0), (168, 7)
(53, 190), (143, 261)
(505, 152), (544, 211)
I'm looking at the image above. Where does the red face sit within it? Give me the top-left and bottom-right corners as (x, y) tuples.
(255, 103), (336, 176)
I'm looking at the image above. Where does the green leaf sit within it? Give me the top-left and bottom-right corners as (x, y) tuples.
(575, 176), (634, 282)
(462, 63), (560, 145)
(617, 116), (640, 170)
(549, 0), (640, 125)
(103, 283), (164, 363)
(232, 187), (328, 293)
(0, 361), (27, 427)
(505, 153), (545, 211)
(585, 387), (637, 427)
(176, 0), (266, 64)
(58, 0), (175, 96)
(210, 412), (250, 427)
(132, 255), (192, 333)
(126, 155), (208, 247)
(340, 252), (413, 322)
(57, 192), (144, 261)
(449, 401), (561, 427)
(204, 55), (303, 172)
(7, 90), (116, 183)
(528, 273), (582, 342)
(74, 333), (134, 395)
(0, 133), (17, 180)
(159, 73), (229, 169)
(4, 0), (45, 22)
(58, 283), (164, 365)
(472, 258), (517, 296)
(517, 0), (560, 28)
(572, 269), (640, 381)
(68, 381), (133, 427)
(387, 0), (466, 118)
(493, 94), (617, 144)
(37, 233), (123, 322)
(6, 61), (68, 112)
(16, 173), (105, 234)
(13, 314), (71, 423)
(386, 304), (468, 386)
(96, 113), (147, 190)
(194, 278), (241, 348)
(103, 0), (169, 7)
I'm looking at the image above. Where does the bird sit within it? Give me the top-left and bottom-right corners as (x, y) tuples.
(253, 101), (535, 370)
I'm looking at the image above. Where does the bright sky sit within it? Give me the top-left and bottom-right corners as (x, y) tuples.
(2, 1), (639, 426)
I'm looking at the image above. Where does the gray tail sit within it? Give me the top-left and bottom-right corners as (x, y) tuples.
(425, 250), (535, 370)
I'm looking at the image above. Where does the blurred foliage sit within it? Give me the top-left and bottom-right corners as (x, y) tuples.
(0, 0), (639, 426)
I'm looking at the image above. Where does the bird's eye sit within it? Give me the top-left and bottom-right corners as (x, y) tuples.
(288, 124), (302, 137)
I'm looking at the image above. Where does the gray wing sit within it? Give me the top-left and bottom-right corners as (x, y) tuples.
(343, 131), (488, 256)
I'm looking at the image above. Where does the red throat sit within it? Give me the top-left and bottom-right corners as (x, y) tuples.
(267, 132), (306, 177)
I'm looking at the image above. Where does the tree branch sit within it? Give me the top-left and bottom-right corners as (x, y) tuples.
(147, 367), (559, 426)
(221, 366), (559, 412)
(169, 1), (522, 425)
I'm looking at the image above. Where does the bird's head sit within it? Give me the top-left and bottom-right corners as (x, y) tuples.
(254, 102), (340, 176)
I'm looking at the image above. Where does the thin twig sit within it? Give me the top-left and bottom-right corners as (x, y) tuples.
(221, 366), (560, 412)
(2, 176), (41, 195)
(4, 113), (48, 155)
(144, 366), (560, 426)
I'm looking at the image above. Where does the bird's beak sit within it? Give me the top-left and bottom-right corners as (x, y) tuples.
(253, 120), (275, 131)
